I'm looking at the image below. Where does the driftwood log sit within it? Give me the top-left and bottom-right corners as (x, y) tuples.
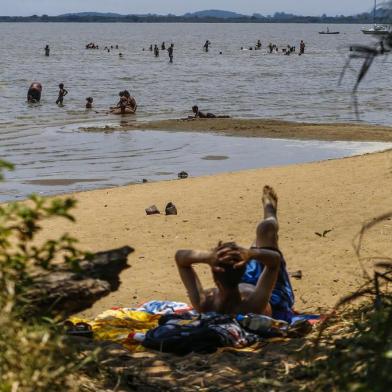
(27, 246), (134, 318)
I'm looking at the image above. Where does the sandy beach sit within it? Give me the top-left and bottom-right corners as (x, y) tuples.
(113, 118), (392, 142)
(36, 146), (392, 318)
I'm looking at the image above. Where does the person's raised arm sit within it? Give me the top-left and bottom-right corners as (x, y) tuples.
(175, 249), (215, 312)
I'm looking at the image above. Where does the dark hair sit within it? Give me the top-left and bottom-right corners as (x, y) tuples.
(192, 105), (198, 112)
(213, 264), (246, 289)
(86, 97), (93, 102)
(59, 83), (64, 88)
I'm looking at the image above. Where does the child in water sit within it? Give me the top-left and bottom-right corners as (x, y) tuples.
(56, 83), (68, 105)
(85, 97), (93, 109)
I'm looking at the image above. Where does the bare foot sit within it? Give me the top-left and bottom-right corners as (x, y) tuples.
(262, 185), (278, 218)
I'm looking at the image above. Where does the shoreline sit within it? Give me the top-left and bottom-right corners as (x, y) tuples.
(35, 148), (392, 318)
(104, 117), (392, 142)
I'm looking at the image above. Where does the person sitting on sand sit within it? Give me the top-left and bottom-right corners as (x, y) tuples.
(111, 90), (137, 114)
(27, 82), (42, 103)
(85, 97), (93, 109)
(117, 92), (128, 114)
(176, 186), (295, 320)
(191, 105), (229, 119)
(123, 90), (137, 113)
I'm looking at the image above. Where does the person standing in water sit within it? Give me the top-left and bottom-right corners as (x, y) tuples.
(27, 82), (42, 103)
(299, 40), (305, 55)
(203, 40), (211, 52)
(161, 42), (166, 50)
(168, 44), (174, 63)
(85, 97), (93, 109)
(154, 44), (159, 57)
(56, 83), (68, 105)
(44, 45), (50, 56)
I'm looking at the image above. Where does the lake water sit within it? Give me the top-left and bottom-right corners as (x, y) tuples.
(1, 125), (391, 202)
(0, 23), (390, 129)
(0, 23), (391, 200)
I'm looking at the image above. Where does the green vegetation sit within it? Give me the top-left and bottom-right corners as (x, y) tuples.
(0, 159), (88, 391)
(0, 8), (391, 24)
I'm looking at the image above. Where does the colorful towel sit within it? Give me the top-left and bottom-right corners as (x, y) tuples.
(67, 301), (320, 352)
(69, 309), (160, 351)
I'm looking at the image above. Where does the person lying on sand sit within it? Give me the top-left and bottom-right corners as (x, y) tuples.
(191, 105), (230, 119)
(176, 185), (295, 321)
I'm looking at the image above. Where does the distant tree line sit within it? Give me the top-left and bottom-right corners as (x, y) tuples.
(0, 10), (391, 24)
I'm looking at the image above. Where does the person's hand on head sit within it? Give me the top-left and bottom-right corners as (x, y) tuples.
(216, 242), (251, 270)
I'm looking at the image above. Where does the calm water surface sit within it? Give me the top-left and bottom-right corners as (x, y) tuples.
(0, 23), (391, 200)
(1, 126), (391, 202)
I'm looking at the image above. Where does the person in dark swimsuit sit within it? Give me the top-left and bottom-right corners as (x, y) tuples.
(27, 82), (42, 103)
(44, 45), (50, 56)
(176, 186), (295, 320)
(168, 44), (174, 63)
(85, 97), (93, 109)
(192, 105), (230, 119)
(56, 83), (68, 105)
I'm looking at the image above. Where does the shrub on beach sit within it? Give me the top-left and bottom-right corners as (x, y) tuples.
(0, 159), (89, 391)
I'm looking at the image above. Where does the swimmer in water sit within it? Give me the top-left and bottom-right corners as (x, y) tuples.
(27, 82), (42, 103)
(45, 45), (50, 56)
(56, 83), (68, 105)
(85, 97), (93, 109)
(154, 45), (159, 57)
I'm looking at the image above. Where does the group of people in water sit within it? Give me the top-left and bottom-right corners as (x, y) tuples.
(240, 39), (305, 55)
(26, 82), (229, 119)
(27, 82), (138, 115)
(146, 42), (175, 63)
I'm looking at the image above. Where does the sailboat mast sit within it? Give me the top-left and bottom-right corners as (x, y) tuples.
(373, 0), (376, 25)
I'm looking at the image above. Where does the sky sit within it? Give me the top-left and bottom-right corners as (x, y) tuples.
(0, 0), (376, 17)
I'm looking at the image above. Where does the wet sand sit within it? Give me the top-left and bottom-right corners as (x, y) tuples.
(37, 148), (392, 318)
(114, 118), (392, 142)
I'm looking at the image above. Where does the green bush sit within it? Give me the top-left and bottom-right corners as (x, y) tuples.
(0, 160), (89, 391)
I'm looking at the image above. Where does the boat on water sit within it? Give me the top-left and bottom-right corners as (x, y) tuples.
(361, 0), (391, 35)
(361, 24), (391, 35)
(319, 29), (340, 35)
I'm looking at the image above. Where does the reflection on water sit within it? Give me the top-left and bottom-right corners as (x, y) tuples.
(1, 127), (391, 202)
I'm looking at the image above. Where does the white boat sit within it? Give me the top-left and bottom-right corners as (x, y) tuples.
(361, 24), (390, 35)
(361, 0), (391, 35)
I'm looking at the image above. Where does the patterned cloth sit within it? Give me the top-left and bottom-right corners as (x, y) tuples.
(136, 300), (196, 315)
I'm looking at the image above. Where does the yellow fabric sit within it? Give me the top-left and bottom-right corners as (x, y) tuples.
(69, 309), (160, 351)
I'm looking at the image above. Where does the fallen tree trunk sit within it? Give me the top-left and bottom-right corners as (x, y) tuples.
(27, 246), (134, 318)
